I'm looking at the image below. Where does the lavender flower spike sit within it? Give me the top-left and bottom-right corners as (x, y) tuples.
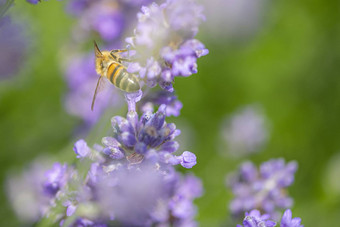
(227, 159), (298, 220)
(221, 105), (269, 157)
(101, 104), (196, 168)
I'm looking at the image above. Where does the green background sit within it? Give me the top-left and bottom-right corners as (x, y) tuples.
(1, 0), (340, 226)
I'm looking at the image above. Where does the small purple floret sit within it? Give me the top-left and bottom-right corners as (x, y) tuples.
(73, 139), (91, 158)
(178, 151), (197, 168)
(280, 209), (304, 227)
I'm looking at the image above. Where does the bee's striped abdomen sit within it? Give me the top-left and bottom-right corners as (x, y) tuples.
(107, 63), (122, 84)
(107, 63), (140, 92)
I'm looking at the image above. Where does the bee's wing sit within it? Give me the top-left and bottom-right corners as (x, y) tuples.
(91, 76), (108, 111)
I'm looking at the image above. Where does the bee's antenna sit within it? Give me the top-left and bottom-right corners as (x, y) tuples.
(94, 40), (103, 57)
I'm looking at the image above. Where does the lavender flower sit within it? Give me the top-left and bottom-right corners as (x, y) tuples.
(102, 104), (196, 168)
(92, 163), (202, 226)
(227, 159), (298, 220)
(6, 160), (74, 223)
(0, 16), (29, 80)
(43, 163), (69, 197)
(126, 0), (208, 91)
(237, 209), (303, 227)
(221, 105), (269, 157)
(8, 139), (201, 226)
(66, 0), (152, 42)
(6, 160), (52, 223)
(8, 1), (207, 226)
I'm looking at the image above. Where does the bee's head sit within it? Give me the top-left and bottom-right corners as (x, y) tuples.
(94, 41), (108, 75)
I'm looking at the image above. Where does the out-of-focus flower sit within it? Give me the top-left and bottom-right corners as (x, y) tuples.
(6, 160), (74, 223)
(126, 0), (208, 91)
(0, 16), (29, 80)
(202, 0), (267, 40)
(227, 159), (298, 220)
(66, 0), (152, 42)
(237, 209), (303, 227)
(6, 161), (52, 223)
(8, 140), (202, 226)
(221, 105), (269, 157)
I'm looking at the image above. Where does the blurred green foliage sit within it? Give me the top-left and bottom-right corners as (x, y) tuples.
(1, 0), (340, 226)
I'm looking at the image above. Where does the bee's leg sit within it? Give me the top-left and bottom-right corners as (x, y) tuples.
(110, 49), (128, 54)
(118, 57), (132, 63)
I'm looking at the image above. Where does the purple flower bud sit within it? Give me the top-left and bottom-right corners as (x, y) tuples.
(178, 151), (197, 168)
(73, 139), (91, 158)
(103, 147), (125, 160)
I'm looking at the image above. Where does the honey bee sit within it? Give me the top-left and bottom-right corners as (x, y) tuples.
(92, 41), (140, 110)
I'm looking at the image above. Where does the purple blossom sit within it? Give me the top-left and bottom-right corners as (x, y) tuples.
(79, 2), (125, 41)
(66, 0), (152, 42)
(126, 0), (208, 91)
(6, 160), (71, 223)
(280, 209), (303, 227)
(221, 105), (269, 157)
(73, 139), (91, 158)
(43, 163), (68, 197)
(101, 105), (196, 168)
(92, 164), (202, 226)
(227, 159), (298, 220)
(6, 161), (50, 222)
(96, 165), (166, 225)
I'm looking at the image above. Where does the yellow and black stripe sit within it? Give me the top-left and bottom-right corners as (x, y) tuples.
(107, 63), (140, 92)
